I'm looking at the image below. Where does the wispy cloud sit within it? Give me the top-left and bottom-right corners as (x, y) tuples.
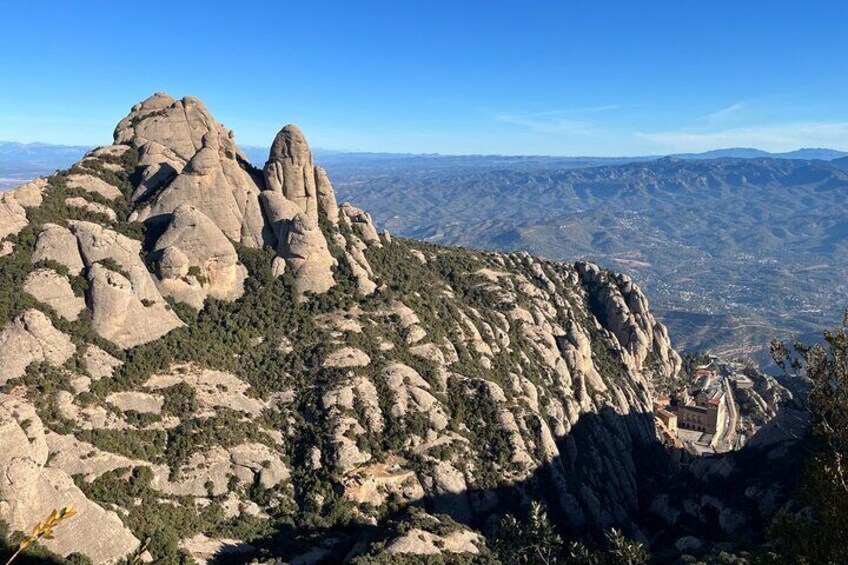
(637, 121), (848, 153)
(495, 105), (619, 136)
(704, 102), (744, 122)
(519, 105), (620, 118)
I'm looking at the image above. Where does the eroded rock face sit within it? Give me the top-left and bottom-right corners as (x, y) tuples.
(88, 263), (183, 349)
(32, 223), (85, 275)
(144, 364), (266, 417)
(340, 203), (380, 244)
(23, 268), (86, 321)
(261, 128), (345, 296)
(264, 125), (320, 222)
(387, 528), (482, 556)
(153, 204), (247, 308)
(0, 178), (46, 240)
(0, 395), (140, 563)
(65, 221), (184, 348)
(150, 443), (288, 497)
(578, 261), (681, 381)
(281, 211), (336, 295)
(0, 310), (75, 385)
(64, 196), (118, 221)
(180, 534), (255, 565)
(116, 93), (266, 247)
(82, 345), (122, 381)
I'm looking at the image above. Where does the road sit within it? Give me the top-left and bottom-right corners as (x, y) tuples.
(716, 377), (739, 452)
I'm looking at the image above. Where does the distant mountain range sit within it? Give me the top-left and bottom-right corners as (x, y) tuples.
(0, 141), (90, 190)
(673, 147), (848, 160)
(2, 141), (846, 191)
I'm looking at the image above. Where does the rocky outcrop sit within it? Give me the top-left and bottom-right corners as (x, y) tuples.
(0, 395), (140, 563)
(23, 268), (86, 321)
(65, 174), (122, 201)
(340, 203), (380, 244)
(281, 212), (337, 296)
(67, 221), (183, 348)
(263, 187), (337, 294)
(45, 432), (149, 481)
(322, 346), (372, 369)
(0, 310), (75, 385)
(386, 528), (482, 556)
(578, 261), (681, 380)
(88, 263), (183, 349)
(315, 166), (340, 224)
(116, 93), (266, 246)
(64, 196), (117, 221)
(150, 443), (288, 497)
(264, 125), (321, 222)
(260, 127), (345, 296)
(153, 204), (247, 308)
(180, 534), (254, 565)
(144, 365), (266, 417)
(82, 345), (122, 381)
(0, 178), (46, 240)
(32, 223), (85, 275)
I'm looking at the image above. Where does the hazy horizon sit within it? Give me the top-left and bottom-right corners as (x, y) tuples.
(1, 138), (846, 161)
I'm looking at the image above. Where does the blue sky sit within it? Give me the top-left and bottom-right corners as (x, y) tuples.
(2, 1), (847, 155)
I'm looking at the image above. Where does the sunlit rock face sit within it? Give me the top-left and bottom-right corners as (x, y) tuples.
(0, 92), (697, 563)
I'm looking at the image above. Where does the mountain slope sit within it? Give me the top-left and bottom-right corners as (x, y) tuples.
(0, 94), (684, 563)
(330, 156), (848, 362)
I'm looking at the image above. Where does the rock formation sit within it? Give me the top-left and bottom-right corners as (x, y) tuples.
(0, 310), (75, 385)
(23, 268), (86, 321)
(0, 92), (699, 563)
(153, 204), (248, 308)
(0, 395), (140, 562)
(117, 93), (266, 246)
(0, 178), (45, 240)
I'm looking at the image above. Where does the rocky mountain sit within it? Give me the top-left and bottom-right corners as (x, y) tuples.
(0, 93), (697, 563)
(328, 155), (848, 363)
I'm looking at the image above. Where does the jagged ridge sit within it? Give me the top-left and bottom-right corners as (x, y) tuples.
(0, 93), (681, 563)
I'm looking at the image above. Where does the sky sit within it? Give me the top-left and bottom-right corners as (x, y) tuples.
(1, 1), (847, 156)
